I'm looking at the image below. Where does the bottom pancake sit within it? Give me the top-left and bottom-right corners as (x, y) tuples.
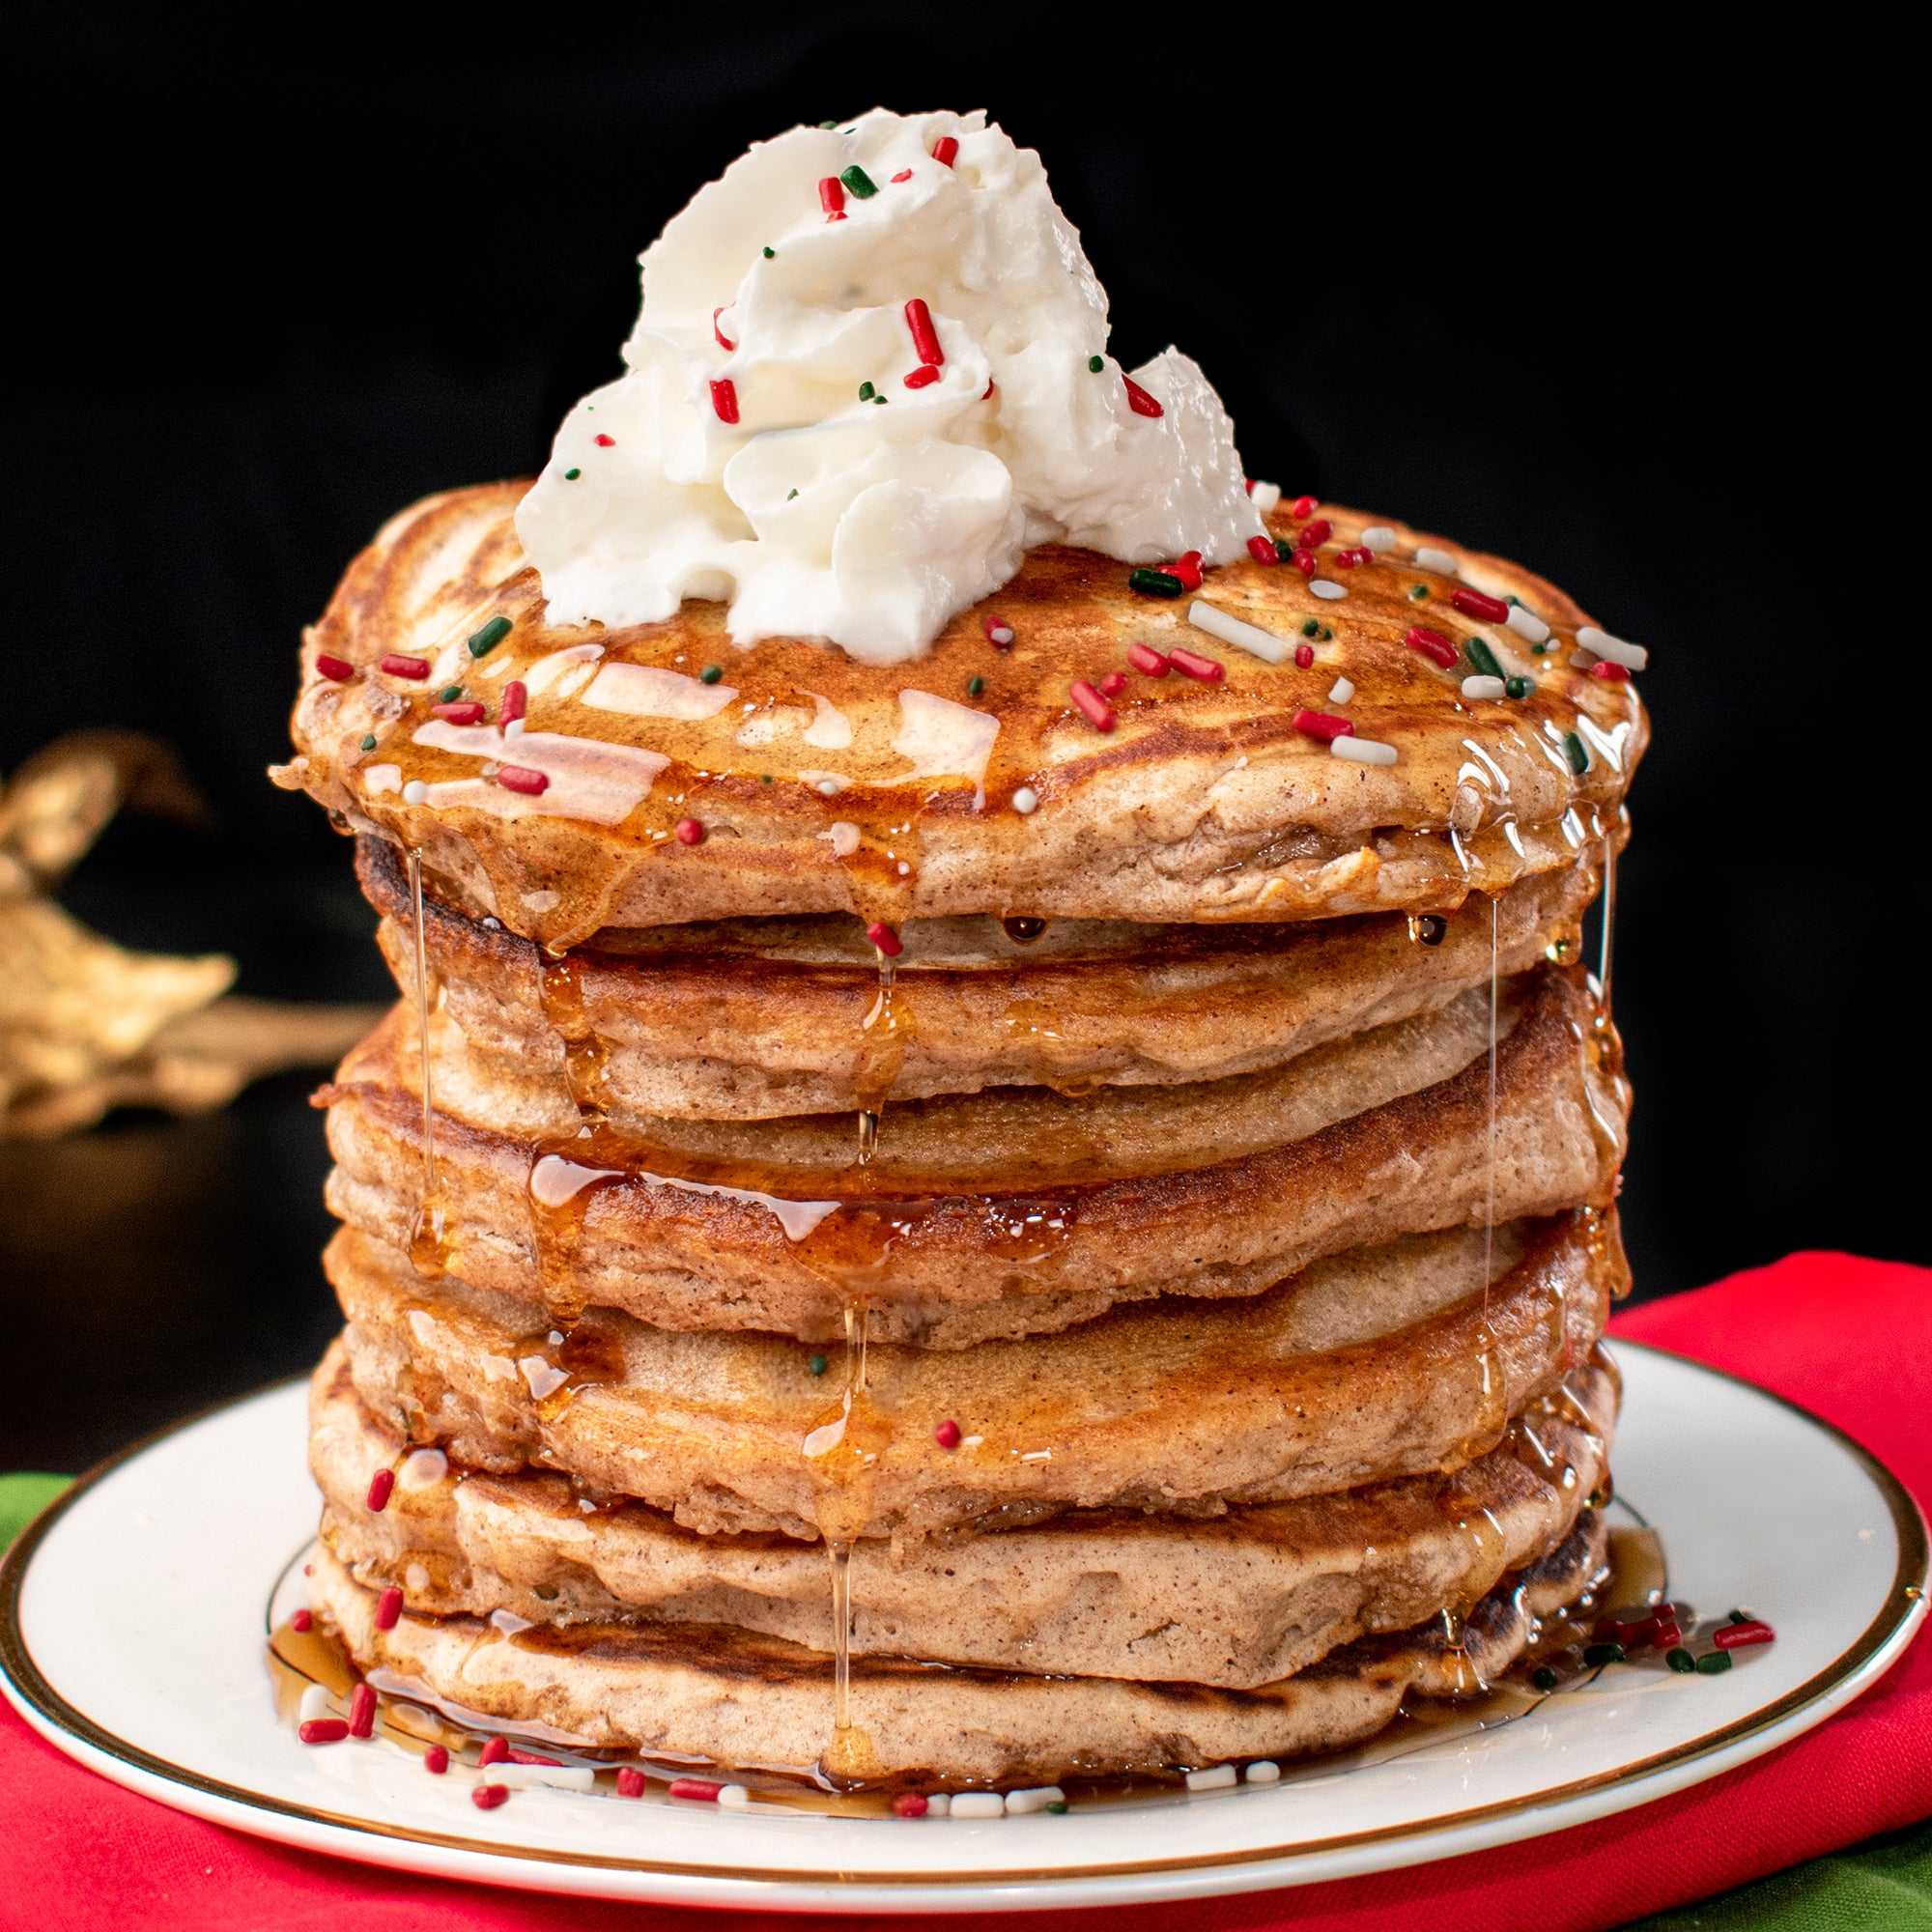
(307, 1508), (1610, 1788)
(313, 1341), (1616, 1689)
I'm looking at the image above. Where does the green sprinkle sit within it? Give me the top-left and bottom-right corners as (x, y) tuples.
(1505, 594), (1522, 607)
(763, 246), (775, 258)
(967, 675), (984, 696)
(468, 615), (512, 658)
(1128, 567), (1185, 599)
(1504, 675), (1531, 699)
(859, 381), (876, 401)
(808, 1353), (829, 1377)
(1729, 1608), (1751, 1624)
(1088, 355), (1104, 373)
(1695, 1651), (1733, 1675)
(1044, 1800), (1068, 1814)
(359, 734), (377, 752)
(1274, 538), (1294, 562)
(1583, 1642), (1624, 1667)
(438, 685), (463, 702)
(1409, 585), (1429, 601)
(1530, 1665), (1560, 1690)
(840, 164), (878, 198)
(787, 488), (798, 499)
(563, 467), (581, 481)
(1531, 639), (1548, 654)
(700, 664), (724, 685)
(818, 120), (838, 128)
(1466, 637), (1504, 680)
(874, 393), (887, 404)
(1564, 730), (1590, 776)
(1666, 1648), (1697, 1673)
(1301, 619), (1320, 638)
(1320, 626), (1333, 641)
(761, 773), (773, 782)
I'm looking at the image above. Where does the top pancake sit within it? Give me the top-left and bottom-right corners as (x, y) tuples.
(280, 484), (1646, 945)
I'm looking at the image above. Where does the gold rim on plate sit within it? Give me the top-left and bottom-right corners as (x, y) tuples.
(0, 1342), (1924, 1890)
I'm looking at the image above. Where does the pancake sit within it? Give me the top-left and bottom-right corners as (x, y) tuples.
(277, 485), (1646, 947)
(361, 833), (1603, 1117)
(330, 1211), (1618, 1541)
(315, 1340), (1614, 1688)
(306, 1507), (1610, 1786)
(320, 964), (1626, 1346)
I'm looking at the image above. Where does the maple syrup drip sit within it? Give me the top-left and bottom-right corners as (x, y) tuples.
(406, 848), (454, 1280)
(1001, 915), (1049, 946)
(536, 946), (611, 1121)
(1483, 892), (1499, 1293)
(853, 952), (911, 1163)
(1598, 828), (1617, 1021)
(1436, 1606), (1483, 1695)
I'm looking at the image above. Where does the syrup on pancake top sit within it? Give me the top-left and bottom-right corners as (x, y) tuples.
(277, 109), (1649, 951)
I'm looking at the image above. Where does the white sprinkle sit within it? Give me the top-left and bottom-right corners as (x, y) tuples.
(402, 781), (429, 805)
(1360, 526), (1397, 552)
(1011, 786), (1039, 814)
(518, 1355), (569, 1400)
(987, 624), (1014, 647)
(961, 1434), (984, 1448)
(819, 820), (861, 858)
(1577, 624), (1648, 670)
(490, 1607), (532, 1634)
(1310, 580), (1347, 600)
(398, 1447), (448, 1492)
(1327, 677), (1354, 704)
(1244, 1761), (1282, 1784)
(495, 1763), (596, 1792)
(298, 1683), (332, 1724)
(1005, 1785), (1065, 1814)
(1331, 735), (1398, 765)
(718, 1783), (752, 1808)
(1506, 605), (1550, 645)
(1414, 545), (1460, 576)
(1248, 480), (1282, 515)
(1185, 1765), (1238, 1792)
(925, 1792), (952, 1816)
(1187, 599), (1287, 664)
(504, 718), (527, 739)
(1462, 675), (1506, 700)
(951, 1792), (1005, 1818)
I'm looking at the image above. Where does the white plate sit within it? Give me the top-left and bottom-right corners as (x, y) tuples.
(2, 1341), (1923, 1915)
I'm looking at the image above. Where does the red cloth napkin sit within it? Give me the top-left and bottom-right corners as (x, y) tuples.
(4, 1250), (1927, 1931)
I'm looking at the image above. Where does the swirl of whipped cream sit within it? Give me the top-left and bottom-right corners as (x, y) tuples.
(516, 108), (1264, 665)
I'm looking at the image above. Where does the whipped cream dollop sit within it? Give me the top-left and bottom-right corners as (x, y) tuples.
(516, 108), (1264, 664)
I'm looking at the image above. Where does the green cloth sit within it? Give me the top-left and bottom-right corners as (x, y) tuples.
(0, 1472), (71, 1556)
(1619, 1816), (1932, 1927)
(0, 1467), (1923, 1926)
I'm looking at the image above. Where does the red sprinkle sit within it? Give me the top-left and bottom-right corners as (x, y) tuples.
(291, 1608), (312, 1633)
(1290, 548), (1318, 578)
(904, 298), (944, 366)
(819, 176), (846, 220)
(478, 1737), (510, 1768)
(375, 1584), (404, 1632)
(507, 1747), (561, 1766)
(709, 378), (739, 424)
(931, 136), (959, 167)
(934, 1419), (962, 1449)
(1589, 660), (1632, 682)
(1157, 554), (1204, 591)
(315, 653), (355, 683)
(984, 614), (1014, 645)
(1126, 642), (1171, 677)
(593, 433), (615, 448)
(1069, 680), (1117, 731)
(1099, 670), (1127, 698)
(867, 921), (903, 957)
(1714, 1619), (1776, 1650)
(499, 680), (527, 724)
(1299, 518), (1332, 548)
(473, 1784), (509, 1810)
(1335, 546), (1373, 568)
(1247, 534), (1281, 565)
(1406, 626), (1461, 670)
(298, 1719), (348, 1745)
(1293, 643), (1315, 668)
(893, 1791), (931, 1817)
(1167, 646), (1225, 684)
(668, 1777), (723, 1803)
(1451, 586), (1510, 622)
(616, 1767), (647, 1799)
(366, 1468), (395, 1513)
(1122, 374), (1164, 418)
(1293, 709), (1356, 743)
(981, 379), (996, 399)
(892, 168), (913, 183)
(497, 765), (550, 796)
(424, 1745), (449, 1775)
(1291, 495), (1319, 520)
(431, 700), (485, 725)
(674, 816), (705, 845)
(349, 1683), (377, 1738)
(712, 307), (735, 351)
(380, 654), (430, 680)
(903, 364), (941, 389)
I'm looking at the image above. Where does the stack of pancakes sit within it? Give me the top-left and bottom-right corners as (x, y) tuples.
(283, 485), (1642, 1790)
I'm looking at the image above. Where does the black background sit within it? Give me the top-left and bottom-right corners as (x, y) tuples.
(1, 6), (1918, 1472)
